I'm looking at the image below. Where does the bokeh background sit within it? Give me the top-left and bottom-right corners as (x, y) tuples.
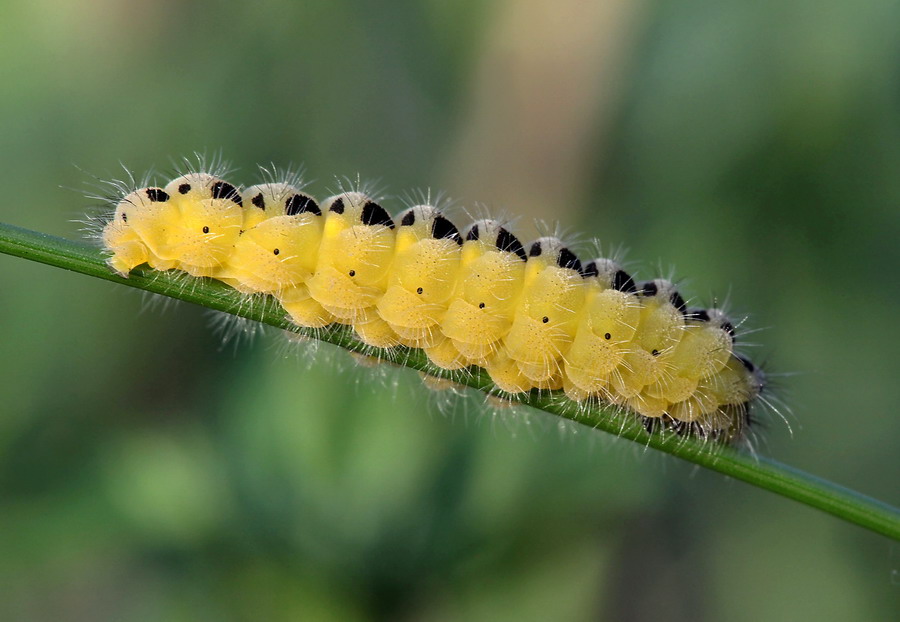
(1, 0), (899, 619)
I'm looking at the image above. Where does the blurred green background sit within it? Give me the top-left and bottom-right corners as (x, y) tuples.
(1, 0), (898, 619)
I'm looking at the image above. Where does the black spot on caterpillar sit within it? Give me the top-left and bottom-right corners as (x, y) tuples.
(211, 180), (243, 206)
(496, 227), (527, 261)
(557, 247), (582, 274)
(144, 188), (169, 203)
(360, 201), (394, 228)
(431, 215), (461, 244)
(613, 269), (637, 293)
(286, 194), (320, 216)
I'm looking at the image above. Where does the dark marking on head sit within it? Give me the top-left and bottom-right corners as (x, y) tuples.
(361, 201), (394, 229)
(432, 215), (461, 244)
(211, 181), (242, 206)
(640, 281), (658, 297)
(670, 291), (687, 313)
(582, 261), (599, 278)
(145, 188), (169, 203)
(613, 269), (637, 293)
(251, 193), (265, 209)
(497, 228), (527, 261)
(330, 198), (345, 214)
(202, 226), (210, 234)
(400, 210), (416, 227)
(722, 321), (735, 337)
(286, 194), (320, 216)
(466, 224), (479, 241)
(121, 213), (127, 222)
(529, 241), (542, 257)
(557, 248), (582, 274)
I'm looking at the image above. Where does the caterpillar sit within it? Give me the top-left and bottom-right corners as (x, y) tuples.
(99, 164), (767, 444)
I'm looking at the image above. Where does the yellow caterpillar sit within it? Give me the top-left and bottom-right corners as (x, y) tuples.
(101, 168), (765, 442)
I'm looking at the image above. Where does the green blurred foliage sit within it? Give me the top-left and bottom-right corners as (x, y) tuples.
(0, 0), (898, 620)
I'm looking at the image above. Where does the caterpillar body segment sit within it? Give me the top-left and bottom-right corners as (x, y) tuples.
(502, 237), (586, 385)
(218, 183), (323, 294)
(222, 182), (333, 328)
(441, 219), (527, 366)
(305, 192), (398, 346)
(564, 258), (641, 397)
(377, 205), (463, 348)
(608, 279), (686, 402)
(100, 169), (767, 442)
(158, 173), (244, 277)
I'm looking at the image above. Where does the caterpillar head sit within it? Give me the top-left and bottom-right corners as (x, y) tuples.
(102, 186), (172, 275)
(220, 183), (323, 294)
(159, 173), (244, 276)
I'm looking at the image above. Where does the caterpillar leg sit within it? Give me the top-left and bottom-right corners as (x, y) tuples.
(353, 313), (403, 349)
(279, 287), (335, 328)
(485, 351), (535, 395)
(424, 336), (469, 371)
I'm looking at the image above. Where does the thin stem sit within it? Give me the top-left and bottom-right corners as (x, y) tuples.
(1, 222), (898, 541)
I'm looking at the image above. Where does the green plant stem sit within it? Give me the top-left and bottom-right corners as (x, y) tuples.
(2, 221), (898, 541)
